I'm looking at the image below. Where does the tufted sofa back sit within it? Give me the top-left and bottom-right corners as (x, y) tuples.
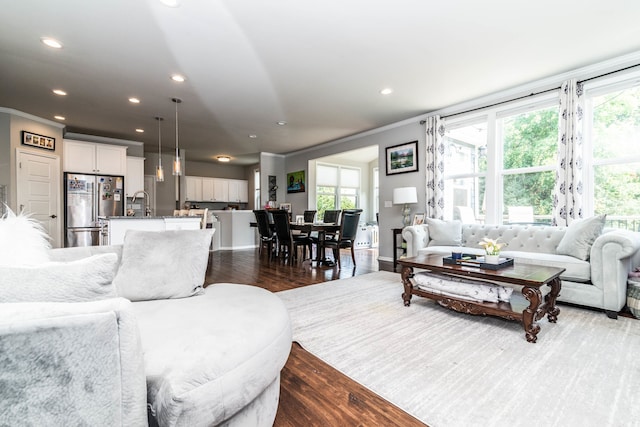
(461, 224), (567, 254)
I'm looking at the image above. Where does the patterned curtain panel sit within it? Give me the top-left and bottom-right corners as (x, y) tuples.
(552, 79), (584, 226)
(425, 115), (446, 219)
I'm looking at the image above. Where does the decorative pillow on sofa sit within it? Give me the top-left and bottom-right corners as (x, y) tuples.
(0, 253), (118, 303)
(0, 208), (50, 266)
(425, 218), (462, 247)
(113, 229), (214, 301)
(556, 214), (606, 261)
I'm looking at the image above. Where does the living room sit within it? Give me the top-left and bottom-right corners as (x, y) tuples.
(2, 2), (640, 426)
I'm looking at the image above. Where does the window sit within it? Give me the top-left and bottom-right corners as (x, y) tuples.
(584, 72), (640, 230)
(443, 93), (558, 224)
(498, 102), (558, 224)
(254, 168), (260, 209)
(443, 119), (487, 222)
(315, 163), (360, 219)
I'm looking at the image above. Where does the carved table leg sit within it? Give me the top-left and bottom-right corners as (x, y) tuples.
(401, 266), (414, 307)
(522, 286), (542, 343)
(545, 277), (561, 323)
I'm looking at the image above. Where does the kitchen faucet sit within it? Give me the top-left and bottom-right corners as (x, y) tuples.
(131, 190), (151, 216)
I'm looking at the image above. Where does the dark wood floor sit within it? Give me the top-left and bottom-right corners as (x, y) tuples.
(204, 248), (427, 427)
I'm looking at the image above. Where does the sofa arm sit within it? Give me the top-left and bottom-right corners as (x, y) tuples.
(0, 298), (147, 426)
(590, 230), (640, 312)
(402, 225), (430, 257)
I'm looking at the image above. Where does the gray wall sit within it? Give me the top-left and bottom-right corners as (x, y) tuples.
(284, 120), (426, 261)
(0, 109), (65, 210)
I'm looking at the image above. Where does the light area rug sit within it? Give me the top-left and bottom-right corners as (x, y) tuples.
(277, 271), (640, 427)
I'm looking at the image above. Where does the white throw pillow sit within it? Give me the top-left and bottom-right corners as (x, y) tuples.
(425, 218), (462, 247)
(556, 214), (606, 261)
(0, 208), (51, 266)
(0, 253), (118, 303)
(113, 229), (214, 301)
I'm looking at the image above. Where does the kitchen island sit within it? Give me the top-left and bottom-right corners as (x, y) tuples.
(106, 216), (203, 246)
(212, 210), (257, 250)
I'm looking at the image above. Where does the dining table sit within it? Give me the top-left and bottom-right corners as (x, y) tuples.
(251, 221), (339, 266)
(290, 222), (340, 266)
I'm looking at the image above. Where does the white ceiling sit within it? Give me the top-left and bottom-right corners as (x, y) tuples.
(2, 0), (640, 165)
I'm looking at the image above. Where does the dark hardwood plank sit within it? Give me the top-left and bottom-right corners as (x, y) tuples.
(204, 248), (427, 427)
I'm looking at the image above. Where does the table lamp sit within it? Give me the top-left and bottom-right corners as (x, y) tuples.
(393, 186), (418, 227)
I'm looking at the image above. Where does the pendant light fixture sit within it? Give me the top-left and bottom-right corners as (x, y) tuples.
(172, 97), (182, 176)
(155, 116), (165, 182)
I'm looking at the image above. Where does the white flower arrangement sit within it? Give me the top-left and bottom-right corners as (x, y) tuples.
(479, 237), (505, 256)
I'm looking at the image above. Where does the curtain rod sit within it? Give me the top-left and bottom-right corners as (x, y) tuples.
(420, 62), (640, 124)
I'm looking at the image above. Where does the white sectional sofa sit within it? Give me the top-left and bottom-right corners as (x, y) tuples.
(0, 211), (292, 427)
(402, 218), (640, 318)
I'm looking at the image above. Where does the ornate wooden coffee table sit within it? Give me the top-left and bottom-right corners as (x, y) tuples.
(398, 254), (565, 343)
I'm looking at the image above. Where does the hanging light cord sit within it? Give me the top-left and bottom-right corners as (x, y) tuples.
(157, 117), (163, 166)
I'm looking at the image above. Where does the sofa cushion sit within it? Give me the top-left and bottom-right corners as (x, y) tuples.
(556, 214), (606, 260)
(132, 284), (292, 426)
(426, 218), (462, 246)
(0, 253), (119, 303)
(113, 229), (214, 301)
(0, 208), (50, 266)
(0, 298), (147, 426)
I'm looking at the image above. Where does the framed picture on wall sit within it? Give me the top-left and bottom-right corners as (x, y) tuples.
(22, 131), (55, 151)
(286, 170), (306, 193)
(386, 140), (418, 175)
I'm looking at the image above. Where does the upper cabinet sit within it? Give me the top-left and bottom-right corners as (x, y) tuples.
(185, 176), (248, 203)
(185, 176), (203, 201)
(212, 178), (229, 202)
(125, 156), (145, 197)
(63, 140), (127, 176)
(228, 179), (248, 203)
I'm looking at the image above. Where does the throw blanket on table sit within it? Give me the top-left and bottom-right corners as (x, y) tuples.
(413, 272), (513, 303)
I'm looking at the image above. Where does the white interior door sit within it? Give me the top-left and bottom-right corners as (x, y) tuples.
(16, 149), (61, 248)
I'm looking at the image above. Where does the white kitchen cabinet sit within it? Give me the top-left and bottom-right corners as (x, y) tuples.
(63, 139), (127, 175)
(185, 175), (248, 202)
(228, 179), (248, 203)
(125, 156), (145, 197)
(212, 178), (229, 202)
(202, 177), (215, 201)
(185, 176), (203, 201)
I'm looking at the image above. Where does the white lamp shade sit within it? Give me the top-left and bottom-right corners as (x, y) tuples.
(393, 187), (418, 205)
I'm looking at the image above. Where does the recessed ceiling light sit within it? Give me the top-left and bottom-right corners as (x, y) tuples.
(41, 37), (63, 49)
(52, 89), (67, 96)
(135, 128), (144, 133)
(380, 88), (393, 95)
(54, 115), (65, 121)
(129, 97), (141, 104)
(277, 121), (287, 126)
(248, 134), (257, 139)
(159, 0), (181, 7)
(217, 156), (231, 162)
(171, 74), (185, 82)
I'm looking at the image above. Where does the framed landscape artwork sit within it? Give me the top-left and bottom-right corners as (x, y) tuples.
(386, 140), (418, 175)
(287, 170), (306, 193)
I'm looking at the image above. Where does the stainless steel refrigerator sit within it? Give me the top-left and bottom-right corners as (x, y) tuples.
(64, 173), (124, 247)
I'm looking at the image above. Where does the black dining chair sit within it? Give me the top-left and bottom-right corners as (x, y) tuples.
(303, 210), (317, 223)
(271, 209), (312, 264)
(324, 211), (361, 269)
(322, 210), (341, 224)
(253, 210), (275, 259)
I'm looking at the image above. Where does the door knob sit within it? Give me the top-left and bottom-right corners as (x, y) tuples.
(50, 214), (57, 219)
